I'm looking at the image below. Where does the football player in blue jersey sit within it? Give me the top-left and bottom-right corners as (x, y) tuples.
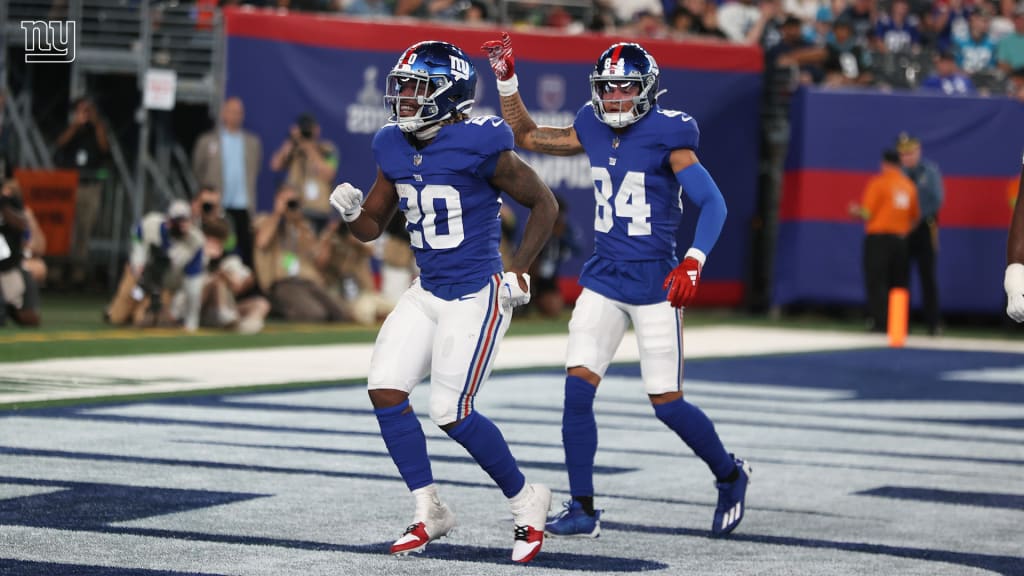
(328, 40), (558, 563)
(481, 34), (751, 538)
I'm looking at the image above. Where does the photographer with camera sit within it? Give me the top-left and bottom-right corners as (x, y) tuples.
(253, 183), (346, 323)
(54, 95), (110, 287)
(269, 113), (339, 232)
(0, 179), (40, 327)
(200, 217), (270, 333)
(105, 201), (205, 331)
(189, 183), (238, 252)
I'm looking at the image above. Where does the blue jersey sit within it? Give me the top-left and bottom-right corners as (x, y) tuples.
(875, 15), (920, 53)
(573, 103), (699, 305)
(955, 35), (995, 74)
(372, 117), (508, 300)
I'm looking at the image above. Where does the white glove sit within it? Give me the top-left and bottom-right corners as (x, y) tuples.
(499, 271), (531, 311)
(330, 183), (364, 222)
(1005, 263), (1024, 323)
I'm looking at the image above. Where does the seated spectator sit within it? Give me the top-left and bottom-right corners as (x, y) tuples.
(745, 0), (787, 48)
(200, 218), (270, 333)
(836, 0), (875, 46)
(0, 179), (40, 327)
(823, 17), (875, 85)
(876, 0), (922, 53)
(780, 17), (875, 86)
(669, 5), (728, 39)
(461, 0), (492, 24)
(718, 0), (761, 43)
(783, 0), (819, 24)
(629, 10), (670, 37)
(996, 5), (1024, 73)
(806, 5), (835, 45)
(610, 0), (664, 27)
(955, 10), (996, 73)
(105, 200), (204, 330)
(930, 0), (973, 52)
(253, 183), (346, 323)
(920, 49), (976, 94)
(316, 219), (389, 325)
(989, 0), (1017, 44)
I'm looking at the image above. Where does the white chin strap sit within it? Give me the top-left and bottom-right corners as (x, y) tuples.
(414, 124), (441, 140)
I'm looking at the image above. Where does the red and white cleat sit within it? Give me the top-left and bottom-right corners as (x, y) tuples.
(390, 497), (455, 555)
(510, 483), (551, 563)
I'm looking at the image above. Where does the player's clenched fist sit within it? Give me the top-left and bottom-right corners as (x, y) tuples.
(499, 271), (531, 311)
(481, 32), (516, 82)
(330, 182), (364, 222)
(663, 257), (701, 308)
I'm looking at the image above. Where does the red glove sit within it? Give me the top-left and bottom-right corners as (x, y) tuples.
(480, 32), (516, 81)
(663, 257), (701, 308)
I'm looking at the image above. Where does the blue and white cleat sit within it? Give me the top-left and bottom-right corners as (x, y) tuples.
(712, 455), (752, 536)
(545, 499), (602, 538)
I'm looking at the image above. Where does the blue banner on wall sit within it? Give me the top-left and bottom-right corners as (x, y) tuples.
(775, 87), (1023, 314)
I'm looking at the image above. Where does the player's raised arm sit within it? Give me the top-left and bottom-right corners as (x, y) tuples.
(489, 149), (559, 276)
(329, 167), (399, 242)
(481, 33), (583, 157)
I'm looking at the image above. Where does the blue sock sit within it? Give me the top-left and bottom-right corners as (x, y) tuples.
(654, 398), (736, 482)
(374, 400), (434, 491)
(446, 411), (526, 498)
(563, 375), (598, 497)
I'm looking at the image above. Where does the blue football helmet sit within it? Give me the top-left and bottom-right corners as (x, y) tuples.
(590, 43), (660, 128)
(385, 41), (477, 134)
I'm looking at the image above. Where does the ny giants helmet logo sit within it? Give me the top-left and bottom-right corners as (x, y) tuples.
(450, 56), (470, 81)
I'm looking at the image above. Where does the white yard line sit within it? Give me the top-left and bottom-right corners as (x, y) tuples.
(0, 326), (1019, 405)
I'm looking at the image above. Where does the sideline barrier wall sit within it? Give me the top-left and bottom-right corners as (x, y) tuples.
(773, 87), (1022, 314)
(224, 9), (763, 306)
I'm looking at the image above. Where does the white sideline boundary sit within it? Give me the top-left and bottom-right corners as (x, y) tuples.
(0, 326), (1020, 405)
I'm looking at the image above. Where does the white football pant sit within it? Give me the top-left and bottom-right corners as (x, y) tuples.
(566, 288), (684, 394)
(368, 274), (510, 425)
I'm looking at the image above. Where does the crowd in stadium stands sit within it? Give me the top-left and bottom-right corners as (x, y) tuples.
(215, 0), (1024, 96)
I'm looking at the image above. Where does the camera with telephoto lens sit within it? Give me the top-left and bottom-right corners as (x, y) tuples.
(286, 199), (300, 211)
(297, 114), (315, 140)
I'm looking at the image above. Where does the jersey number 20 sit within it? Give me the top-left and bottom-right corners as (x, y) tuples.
(396, 183), (465, 249)
(592, 168), (651, 236)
